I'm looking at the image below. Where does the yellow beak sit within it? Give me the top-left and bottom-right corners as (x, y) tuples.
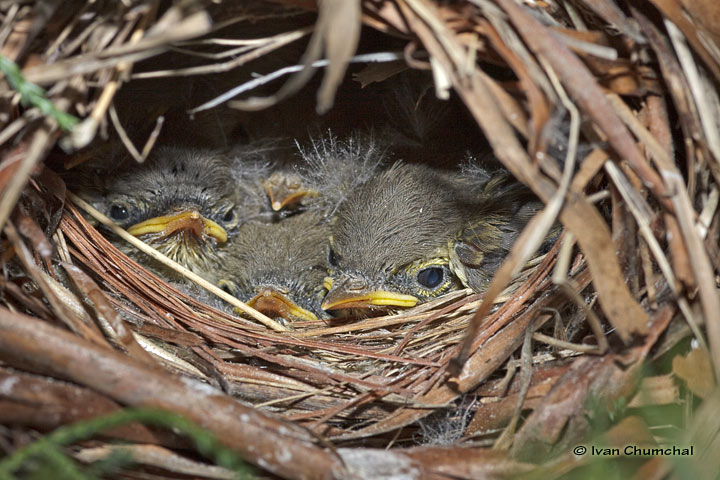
(127, 209), (227, 243)
(247, 287), (318, 322)
(320, 276), (418, 310)
(263, 174), (314, 212)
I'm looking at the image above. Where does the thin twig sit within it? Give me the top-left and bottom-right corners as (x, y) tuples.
(133, 26), (313, 79)
(665, 20), (720, 165)
(140, 115), (164, 160)
(552, 232), (608, 353)
(531, 333), (604, 353)
(189, 51), (406, 114)
(0, 126), (53, 233)
(108, 103), (143, 162)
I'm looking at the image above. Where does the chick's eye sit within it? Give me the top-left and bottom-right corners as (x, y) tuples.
(218, 280), (236, 296)
(109, 204), (129, 221)
(417, 267), (444, 289)
(221, 208), (237, 225)
(217, 205), (239, 229)
(328, 247), (338, 267)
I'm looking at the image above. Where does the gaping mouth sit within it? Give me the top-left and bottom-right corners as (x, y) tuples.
(127, 209), (227, 243)
(247, 287), (318, 322)
(320, 276), (418, 310)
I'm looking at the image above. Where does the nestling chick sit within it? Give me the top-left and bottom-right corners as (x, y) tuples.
(67, 144), (271, 283)
(322, 161), (542, 313)
(263, 132), (387, 219)
(220, 212), (330, 323)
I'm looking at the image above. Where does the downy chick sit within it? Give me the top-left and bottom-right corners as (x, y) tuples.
(221, 212), (330, 323)
(321, 161), (543, 313)
(263, 131), (387, 220)
(68, 144), (271, 283)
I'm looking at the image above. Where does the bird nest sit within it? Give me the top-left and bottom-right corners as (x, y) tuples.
(1, 1), (719, 479)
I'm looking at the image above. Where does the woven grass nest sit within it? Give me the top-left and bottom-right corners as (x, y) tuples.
(1, 1), (719, 479)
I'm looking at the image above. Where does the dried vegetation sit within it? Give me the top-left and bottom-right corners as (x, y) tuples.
(1, 0), (719, 478)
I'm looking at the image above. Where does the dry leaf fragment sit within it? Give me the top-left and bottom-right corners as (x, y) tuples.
(628, 375), (680, 407)
(230, 0), (361, 114)
(678, 0), (720, 48)
(316, 0), (362, 113)
(648, 0), (720, 82)
(673, 347), (716, 398)
(576, 0), (645, 43)
(682, 389), (720, 478)
(510, 354), (635, 462)
(353, 61), (408, 87)
(15, 212), (53, 259)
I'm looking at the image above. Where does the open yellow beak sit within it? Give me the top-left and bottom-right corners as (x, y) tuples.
(247, 287), (317, 322)
(320, 276), (418, 310)
(127, 210), (227, 243)
(263, 174), (314, 212)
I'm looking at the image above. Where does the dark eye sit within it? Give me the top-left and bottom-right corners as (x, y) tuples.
(221, 208), (237, 225)
(109, 204), (129, 221)
(218, 280), (236, 296)
(417, 267), (444, 289)
(328, 247), (338, 267)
